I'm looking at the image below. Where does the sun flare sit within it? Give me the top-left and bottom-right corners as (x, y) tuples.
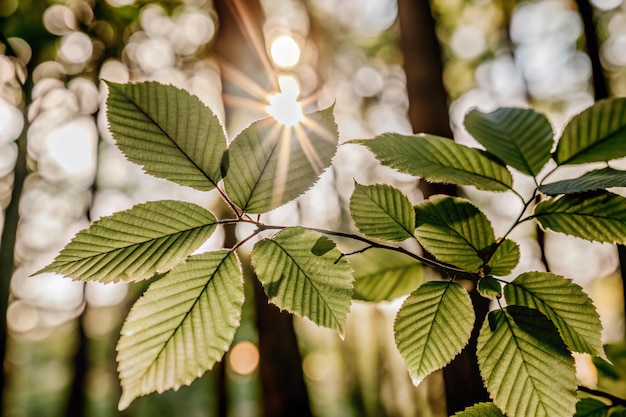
(266, 75), (304, 127)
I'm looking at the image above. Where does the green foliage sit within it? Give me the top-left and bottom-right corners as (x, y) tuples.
(117, 251), (244, 409)
(575, 398), (610, 417)
(251, 227), (353, 333)
(39, 82), (625, 415)
(394, 281), (474, 384)
(504, 272), (605, 357)
(534, 192), (626, 244)
(223, 105), (337, 213)
(106, 81), (226, 191)
(540, 167), (626, 196)
(348, 133), (513, 191)
(477, 306), (577, 417)
(554, 98), (626, 165)
(37, 200), (218, 283)
(414, 196), (496, 272)
(350, 249), (423, 301)
(454, 402), (506, 417)
(350, 183), (415, 241)
(464, 107), (553, 176)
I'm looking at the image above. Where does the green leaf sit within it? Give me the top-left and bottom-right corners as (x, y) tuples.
(487, 239), (520, 276)
(350, 248), (423, 302)
(534, 191), (626, 244)
(576, 398), (609, 417)
(350, 183), (415, 242)
(555, 98), (626, 165)
(117, 250), (244, 409)
(394, 281), (474, 383)
(610, 406), (626, 416)
(454, 402), (506, 417)
(251, 227), (353, 333)
(349, 133), (512, 191)
(414, 196), (495, 272)
(37, 200), (217, 283)
(106, 81), (226, 191)
(464, 107), (554, 176)
(478, 277), (502, 300)
(504, 272), (604, 357)
(477, 306), (577, 417)
(540, 167), (626, 196)
(223, 106), (337, 214)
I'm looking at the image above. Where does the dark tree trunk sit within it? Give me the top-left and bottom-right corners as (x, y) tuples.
(396, 0), (491, 413)
(213, 2), (313, 416)
(65, 316), (88, 417)
(574, 0), (626, 334)
(0, 32), (27, 410)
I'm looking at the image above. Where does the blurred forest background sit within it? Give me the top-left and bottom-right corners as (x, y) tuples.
(1, 0), (626, 416)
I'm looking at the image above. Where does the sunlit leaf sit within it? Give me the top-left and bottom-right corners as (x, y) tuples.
(117, 250), (244, 409)
(478, 277), (502, 300)
(251, 227), (353, 333)
(464, 107), (554, 176)
(454, 402), (506, 417)
(477, 306), (577, 417)
(394, 281), (474, 383)
(106, 81), (226, 190)
(540, 167), (626, 196)
(487, 239), (520, 276)
(555, 98), (626, 165)
(504, 272), (604, 357)
(37, 201), (217, 283)
(349, 133), (512, 191)
(350, 248), (422, 301)
(223, 106), (337, 213)
(414, 196), (495, 272)
(534, 191), (626, 244)
(575, 398), (609, 417)
(350, 183), (415, 242)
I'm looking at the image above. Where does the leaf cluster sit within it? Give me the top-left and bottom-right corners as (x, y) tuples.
(38, 82), (626, 415)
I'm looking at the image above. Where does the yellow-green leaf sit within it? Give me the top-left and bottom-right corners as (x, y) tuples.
(37, 200), (217, 283)
(394, 281), (474, 383)
(117, 250), (244, 409)
(251, 227), (353, 333)
(106, 81), (226, 190)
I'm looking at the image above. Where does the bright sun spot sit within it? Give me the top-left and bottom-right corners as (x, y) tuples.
(267, 75), (304, 127)
(270, 35), (301, 68)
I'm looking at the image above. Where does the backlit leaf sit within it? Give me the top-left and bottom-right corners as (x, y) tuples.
(478, 277), (502, 300)
(540, 167), (626, 196)
(575, 398), (609, 417)
(454, 402), (506, 417)
(477, 306), (577, 417)
(349, 133), (512, 191)
(350, 183), (415, 242)
(464, 107), (553, 176)
(106, 81), (226, 190)
(251, 227), (353, 333)
(504, 272), (604, 357)
(117, 250), (244, 409)
(487, 239), (520, 276)
(414, 196), (495, 272)
(223, 106), (337, 213)
(534, 191), (626, 244)
(37, 200), (217, 283)
(350, 248), (422, 301)
(555, 98), (626, 165)
(394, 281), (474, 383)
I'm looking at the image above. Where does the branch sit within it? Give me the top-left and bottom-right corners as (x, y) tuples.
(578, 385), (626, 406)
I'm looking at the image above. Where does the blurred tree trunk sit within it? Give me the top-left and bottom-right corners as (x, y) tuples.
(396, 0), (491, 414)
(574, 0), (626, 333)
(213, 2), (313, 416)
(0, 34), (27, 414)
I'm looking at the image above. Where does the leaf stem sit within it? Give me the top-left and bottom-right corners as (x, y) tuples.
(256, 223), (478, 281)
(215, 185), (243, 218)
(578, 385), (626, 406)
